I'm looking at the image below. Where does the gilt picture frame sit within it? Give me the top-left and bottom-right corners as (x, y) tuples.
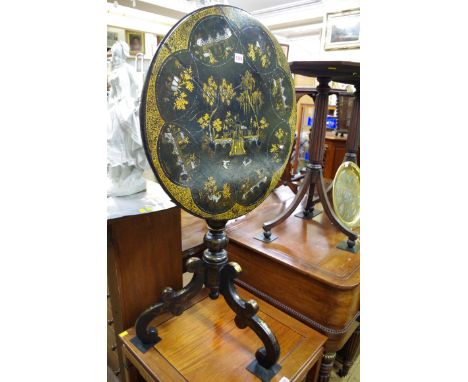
(125, 29), (145, 56)
(323, 8), (360, 51)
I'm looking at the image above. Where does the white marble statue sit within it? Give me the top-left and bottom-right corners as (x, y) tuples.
(107, 41), (148, 197)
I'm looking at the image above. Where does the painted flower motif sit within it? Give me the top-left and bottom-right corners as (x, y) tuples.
(259, 117), (269, 130)
(222, 183), (231, 199)
(275, 128), (284, 140)
(174, 92), (188, 110)
(213, 118), (223, 132)
(247, 42), (270, 68)
(202, 76), (218, 106)
(270, 143), (282, 163)
(171, 67), (194, 110)
(247, 43), (256, 61)
(219, 79), (235, 105)
(197, 113), (210, 129)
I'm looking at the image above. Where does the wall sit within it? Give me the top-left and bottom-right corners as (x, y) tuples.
(106, 2), (177, 76)
(264, 0), (360, 63)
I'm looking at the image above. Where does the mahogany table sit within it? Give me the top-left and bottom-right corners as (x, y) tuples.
(259, 61), (360, 253)
(120, 287), (327, 382)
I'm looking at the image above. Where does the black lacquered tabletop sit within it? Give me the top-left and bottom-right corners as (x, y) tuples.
(141, 5), (296, 220)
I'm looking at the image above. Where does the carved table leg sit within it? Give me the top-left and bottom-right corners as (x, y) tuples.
(211, 220), (281, 380)
(134, 257), (205, 346)
(295, 180), (321, 219)
(318, 352), (336, 382)
(339, 324), (360, 377)
(256, 168), (312, 242)
(220, 262), (281, 380)
(134, 219), (281, 380)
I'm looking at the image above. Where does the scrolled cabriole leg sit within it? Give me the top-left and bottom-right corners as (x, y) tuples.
(134, 257), (205, 349)
(220, 262), (281, 381)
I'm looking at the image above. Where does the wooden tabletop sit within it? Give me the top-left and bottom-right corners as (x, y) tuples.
(290, 61), (359, 86)
(227, 186), (360, 289)
(120, 287), (327, 382)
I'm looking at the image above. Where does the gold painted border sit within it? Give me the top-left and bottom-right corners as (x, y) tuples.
(144, 5), (296, 220)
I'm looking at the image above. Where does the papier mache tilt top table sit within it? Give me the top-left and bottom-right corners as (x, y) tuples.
(134, 5), (297, 381)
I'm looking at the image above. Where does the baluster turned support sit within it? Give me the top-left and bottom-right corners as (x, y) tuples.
(134, 219), (281, 381)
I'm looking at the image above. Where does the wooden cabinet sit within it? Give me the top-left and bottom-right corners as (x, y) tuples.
(107, 206), (183, 382)
(323, 132), (360, 179)
(323, 132), (347, 179)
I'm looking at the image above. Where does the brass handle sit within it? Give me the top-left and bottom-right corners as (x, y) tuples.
(107, 319), (114, 326)
(111, 344), (117, 351)
(113, 369), (120, 376)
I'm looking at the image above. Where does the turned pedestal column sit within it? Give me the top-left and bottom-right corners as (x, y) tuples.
(344, 85), (360, 164)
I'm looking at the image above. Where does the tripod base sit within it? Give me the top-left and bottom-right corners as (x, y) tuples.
(134, 220), (281, 379)
(247, 359), (282, 382)
(262, 165), (358, 250)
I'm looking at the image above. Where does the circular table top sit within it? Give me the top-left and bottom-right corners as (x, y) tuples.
(140, 5), (296, 220)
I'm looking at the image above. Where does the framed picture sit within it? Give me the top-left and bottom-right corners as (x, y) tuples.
(279, 43), (289, 60)
(107, 31), (118, 49)
(323, 8), (360, 51)
(125, 30), (145, 56)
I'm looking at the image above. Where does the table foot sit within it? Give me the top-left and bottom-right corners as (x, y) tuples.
(254, 230), (278, 243)
(246, 359), (281, 382)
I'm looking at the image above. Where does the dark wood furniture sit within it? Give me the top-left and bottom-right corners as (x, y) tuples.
(260, 61), (360, 253)
(120, 287), (327, 382)
(180, 185), (360, 382)
(337, 317), (360, 377)
(227, 187), (360, 381)
(323, 132), (360, 179)
(323, 132), (347, 179)
(293, 87), (347, 176)
(136, 7), (299, 380)
(107, 206), (183, 382)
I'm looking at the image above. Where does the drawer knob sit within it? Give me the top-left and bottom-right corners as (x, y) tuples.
(111, 344), (117, 351)
(107, 319), (114, 326)
(113, 369), (120, 376)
